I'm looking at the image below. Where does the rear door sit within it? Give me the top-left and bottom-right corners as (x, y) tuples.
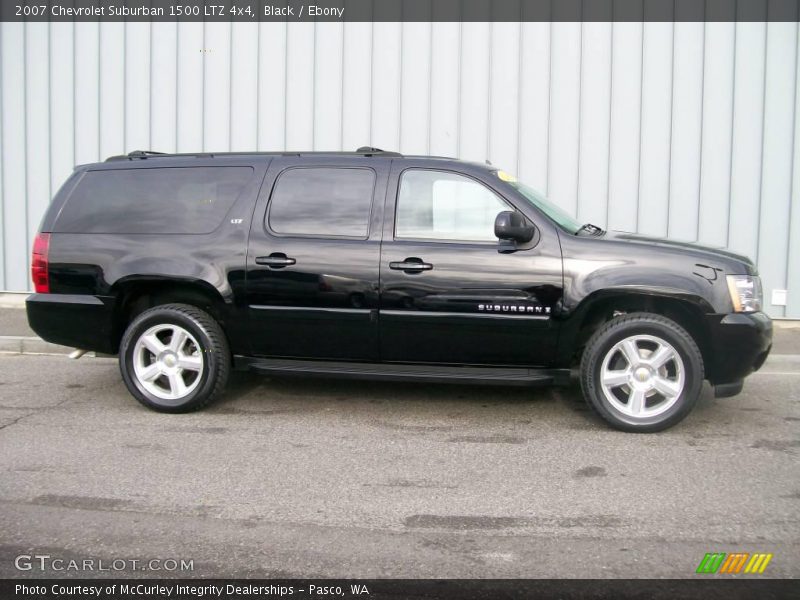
(245, 157), (388, 361)
(378, 161), (563, 366)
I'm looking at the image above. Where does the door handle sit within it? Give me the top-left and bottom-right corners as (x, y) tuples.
(389, 258), (433, 273)
(255, 253), (296, 268)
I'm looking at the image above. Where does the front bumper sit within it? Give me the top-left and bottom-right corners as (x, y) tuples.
(26, 293), (118, 354)
(706, 311), (772, 385)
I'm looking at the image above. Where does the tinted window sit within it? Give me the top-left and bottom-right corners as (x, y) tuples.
(55, 167), (253, 234)
(268, 168), (375, 238)
(396, 169), (510, 242)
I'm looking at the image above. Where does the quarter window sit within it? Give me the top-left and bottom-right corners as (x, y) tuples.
(55, 166), (253, 234)
(268, 168), (375, 238)
(395, 169), (510, 242)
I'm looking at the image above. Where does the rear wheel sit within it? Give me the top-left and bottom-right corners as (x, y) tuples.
(580, 313), (704, 432)
(119, 303), (230, 412)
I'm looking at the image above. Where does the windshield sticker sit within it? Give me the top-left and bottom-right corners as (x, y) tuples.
(496, 170), (517, 182)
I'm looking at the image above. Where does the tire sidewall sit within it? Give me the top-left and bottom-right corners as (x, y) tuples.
(120, 307), (220, 412)
(582, 318), (703, 432)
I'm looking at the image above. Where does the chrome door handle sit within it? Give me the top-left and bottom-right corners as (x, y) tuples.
(389, 258), (433, 273)
(255, 254), (296, 268)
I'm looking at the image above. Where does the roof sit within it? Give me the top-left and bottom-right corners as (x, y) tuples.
(105, 147), (412, 162)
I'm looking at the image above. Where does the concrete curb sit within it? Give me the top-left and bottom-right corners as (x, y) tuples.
(766, 354), (800, 365)
(0, 335), (79, 356)
(0, 292), (28, 309)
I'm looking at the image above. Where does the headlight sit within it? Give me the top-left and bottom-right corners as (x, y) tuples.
(726, 275), (763, 313)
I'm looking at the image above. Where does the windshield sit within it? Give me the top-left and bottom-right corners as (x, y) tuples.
(506, 180), (583, 235)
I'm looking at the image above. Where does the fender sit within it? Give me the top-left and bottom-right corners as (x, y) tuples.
(553, 231), (753, 367)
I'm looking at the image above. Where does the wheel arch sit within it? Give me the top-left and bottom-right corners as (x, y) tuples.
(560, 289), (714, 379)
(110, 278), (230, 353)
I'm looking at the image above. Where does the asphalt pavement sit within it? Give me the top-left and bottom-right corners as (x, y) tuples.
(0, 346), (798, 578)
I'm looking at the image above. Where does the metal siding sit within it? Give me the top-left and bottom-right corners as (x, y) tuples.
(256, 22), (287, 151)
(577, 21), (612, 228)
(230, 23), (259, 152)
(0, 20), (797, 318)
(314, 22), (344, 151)
(400, 21), (431, 154)
(99, 22), (125, 158)
(0, 23), (4, 289)
(697, 22), (735, 249)
(73, 22), (100, 165)
(48, 23), (74, 233)
(1, 23), (27, 291)
(728, 22), (767, 263)
(370, 22), (401, 151)
(758, 22), (797, 320)
(638, 22), (673, 238)
(341, 22), (371, 152)
(667, 22), (704, 242)
(607, 22), (643, 234)
(788, 24), (800, 317)
(517, 21), (550, 191)
(488, 21), (521, 173)
(25, 23), (50, 263)
(548, 22), (582, 217)
(124, 22), (151, 152)
(202, 23), (231, 152)
(151, 22), (178, 153)
(458, 21), (491, 162)
(176, 22), (203, 152)
(429, 21), (460, 157)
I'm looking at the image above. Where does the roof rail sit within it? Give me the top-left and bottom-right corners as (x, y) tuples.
(106, 150), (168, 161)
(103, 148), (403, 162)
(356, 146), (401, 157)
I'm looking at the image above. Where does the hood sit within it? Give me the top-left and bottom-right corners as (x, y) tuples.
(604, 230), (757, 273)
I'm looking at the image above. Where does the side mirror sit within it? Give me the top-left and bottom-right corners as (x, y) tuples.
(494, 211), (534, 244)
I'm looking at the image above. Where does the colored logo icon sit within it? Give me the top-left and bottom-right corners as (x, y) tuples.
(696, 552), (773, 574)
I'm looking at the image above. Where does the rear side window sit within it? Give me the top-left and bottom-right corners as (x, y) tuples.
(267, 167), (375, 238)
(55, 166), (254, 234)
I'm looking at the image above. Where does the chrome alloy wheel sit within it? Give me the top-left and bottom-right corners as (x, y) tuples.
(599, 334), (685, 419)
(132, 324), (204, 402)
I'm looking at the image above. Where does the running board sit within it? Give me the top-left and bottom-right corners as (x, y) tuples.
(236, 357), (570, 387)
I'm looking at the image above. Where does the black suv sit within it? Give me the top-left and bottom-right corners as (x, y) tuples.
(26, 148), (772, 432)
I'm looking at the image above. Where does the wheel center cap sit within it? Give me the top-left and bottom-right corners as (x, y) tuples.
(161, 352), (177, 368)
(634, 367), (650, 382)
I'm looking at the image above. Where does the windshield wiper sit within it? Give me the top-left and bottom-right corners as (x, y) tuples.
(576, 223), (605, 236)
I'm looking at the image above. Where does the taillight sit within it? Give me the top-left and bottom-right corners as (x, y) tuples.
(31, 232), (50, 293)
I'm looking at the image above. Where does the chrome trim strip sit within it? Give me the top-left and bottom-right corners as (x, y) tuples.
(249, 305), (369, 315)
(249, 306), (550, 320)
(381, 309), (550, 320)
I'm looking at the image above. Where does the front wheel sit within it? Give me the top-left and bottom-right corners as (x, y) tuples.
(119, 303), (230, 412)
(580, 313), (704, 432)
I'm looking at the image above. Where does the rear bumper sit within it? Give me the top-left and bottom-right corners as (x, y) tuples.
(706, 311), (772, 385)
(26, 293), (117, 354)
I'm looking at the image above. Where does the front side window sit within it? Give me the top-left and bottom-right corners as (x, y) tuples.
(268, 167), (375, 238)
(395, 169), (510, 242)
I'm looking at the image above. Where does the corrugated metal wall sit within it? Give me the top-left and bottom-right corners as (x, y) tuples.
(1, 21), (799, 317)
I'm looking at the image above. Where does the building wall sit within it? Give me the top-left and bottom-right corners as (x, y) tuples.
(1, 21), (798, 317)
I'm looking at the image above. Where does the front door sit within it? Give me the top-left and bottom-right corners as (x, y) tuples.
(246, 157), (388, 361)
(378, 163), (563, 366)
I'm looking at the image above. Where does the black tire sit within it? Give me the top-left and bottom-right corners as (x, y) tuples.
(119, 303), (230, 412)
(580, 313), (704, 432)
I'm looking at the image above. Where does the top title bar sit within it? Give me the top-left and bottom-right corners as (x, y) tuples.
(1, 0), (798, 22)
